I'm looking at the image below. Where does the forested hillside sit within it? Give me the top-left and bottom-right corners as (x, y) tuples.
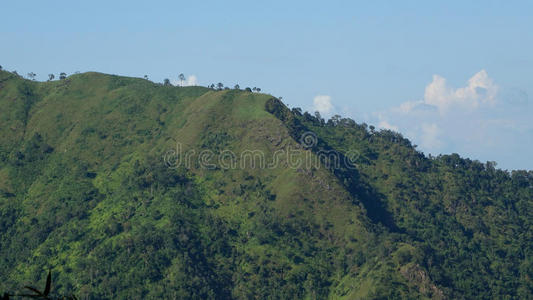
(0, 70), (531, 299)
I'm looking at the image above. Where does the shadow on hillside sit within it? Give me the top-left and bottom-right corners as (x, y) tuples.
(265, 98), (400, 233)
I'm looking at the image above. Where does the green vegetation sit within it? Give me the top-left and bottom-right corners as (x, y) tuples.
(0, 70), (531, 299)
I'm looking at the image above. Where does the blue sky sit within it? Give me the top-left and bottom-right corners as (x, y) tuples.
(2, 1), (532, 170)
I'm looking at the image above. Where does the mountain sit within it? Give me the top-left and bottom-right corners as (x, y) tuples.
(0, 70), (531, 299)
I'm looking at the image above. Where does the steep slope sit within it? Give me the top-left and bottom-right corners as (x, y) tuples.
(0, 70), (531, 299)
(279, 107), (533, 299)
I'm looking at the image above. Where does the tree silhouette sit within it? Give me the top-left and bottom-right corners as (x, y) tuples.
(48, 74), (55, 81)
(216, 83), (224, 90)
(314, 111), (324, 125)
(59, 72), (67, 80)
(234, 84), (240, 90)
(144, 75), (149, 80)
(163, 78), (171, 86)
(178, 73), (186, 86)
(27, 72), (36, 80)
(1, 269), (78, 299)
(292, 107), (303, 116)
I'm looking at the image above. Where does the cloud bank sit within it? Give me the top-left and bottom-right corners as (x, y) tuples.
(376, 70), (532, 170)
(395, 70), (498, 115)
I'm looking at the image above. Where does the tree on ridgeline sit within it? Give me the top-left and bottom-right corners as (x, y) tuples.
(59, 72), (67, 80)
(292, 107), (303, 116)
(179, 73), (186, 86)
(48, 74), (55, 81)
(163, 78), (171, 86)
(314, 111), (325, 125)
(217, 82), (224, 90)
(27, 72), (36, 80)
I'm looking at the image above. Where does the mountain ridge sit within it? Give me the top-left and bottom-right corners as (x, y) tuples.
(0, 70), (531, 299)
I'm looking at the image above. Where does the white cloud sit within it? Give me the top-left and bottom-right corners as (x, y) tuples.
(397, 70), (498, 115)
(425, 70), (497, 113)
(185, 75), (198, 86)
(374, 70), (533, 169)
(312, 95), (334, 116)
(171, 75), (198, 86)
(378, 120), (399, 131)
